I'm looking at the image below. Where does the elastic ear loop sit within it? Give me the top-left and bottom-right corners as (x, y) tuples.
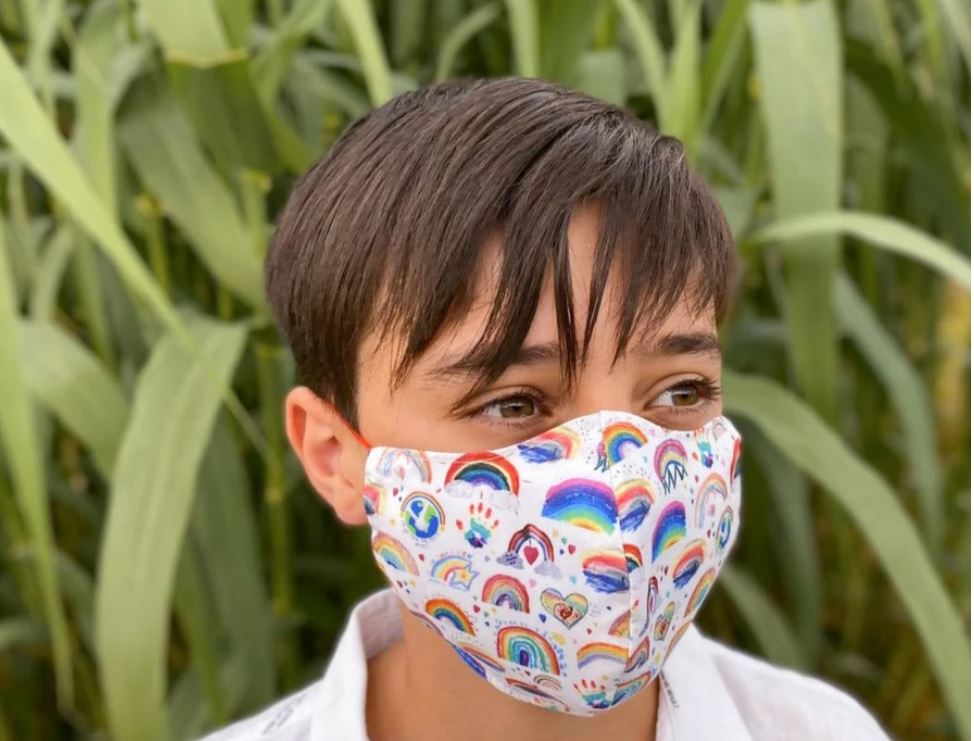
(350, 427), (374, 450)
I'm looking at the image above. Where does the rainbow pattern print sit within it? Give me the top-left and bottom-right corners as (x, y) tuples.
(541, 478), (618, 534)
(360, 408), (743, 716)
(445, 451), (520, 495)
(654, 438), (689, 494)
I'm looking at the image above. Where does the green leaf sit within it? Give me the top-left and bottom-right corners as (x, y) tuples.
(19, 319), (129, 479)
(699, 0), (750, 134)
(664, 0), (702, 157)
(188, 410), (275, 710)
(614, 0), (666, 116)
(538, 0), (599, 84)
(750, 211), (971, 290)
(719, 565), (807, 670)
(138, 0), (230, 63)
(0, 618), (45, 653)
(0, 215), (73, 709)
(253, 0), (336, 99)
(574, 48), (628, 106)
(335, 0), (393, 105)
(167, 60), (278, 173)
(834, 273), (944, 555)
(749, 0), (843, 422)
(724, 370), (971, 738)
(746, 423), (822, 661)
(502, 0), (540, 78)
(0, 36), (182, 339)
(435, 3), (502, 83)
(117, 74), (265, 309)
(95, 314), (248, 741)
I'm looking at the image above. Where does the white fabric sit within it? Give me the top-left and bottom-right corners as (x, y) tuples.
(198, 587), (891, 741)
(362, 410), (743, 715)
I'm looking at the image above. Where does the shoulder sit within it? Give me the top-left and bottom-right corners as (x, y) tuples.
(699, 634), (891, 740)
(194, 682), (320, 741)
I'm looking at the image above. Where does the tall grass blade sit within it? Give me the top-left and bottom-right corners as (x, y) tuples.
(94, 314), (248, 741)
(0, 215), (73, 710)
(724, 370), (971, 737)
(749, 0), (843, 422)
(750, 211), (971, 289)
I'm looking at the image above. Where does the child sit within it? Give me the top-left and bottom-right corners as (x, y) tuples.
(202, 77), (889, 740)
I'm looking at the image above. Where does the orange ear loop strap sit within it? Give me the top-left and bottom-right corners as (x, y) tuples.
(350, 426), (374, 450)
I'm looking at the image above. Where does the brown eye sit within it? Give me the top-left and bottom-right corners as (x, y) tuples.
(650, 380), (720, 410)
(671, 384), (700, 407)
(494, 396), (536, 418)
(479, 394), (539, 420)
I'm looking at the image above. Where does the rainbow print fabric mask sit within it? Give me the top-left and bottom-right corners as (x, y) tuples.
(360, 410), (743, 715)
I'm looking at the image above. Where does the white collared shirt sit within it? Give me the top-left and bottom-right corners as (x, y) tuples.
(199, 587), (890, 740)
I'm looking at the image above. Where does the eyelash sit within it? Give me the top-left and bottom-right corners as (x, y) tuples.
(470, 379), (722, 428)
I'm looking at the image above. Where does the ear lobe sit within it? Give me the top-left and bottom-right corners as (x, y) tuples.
(284, 387), (367, 526)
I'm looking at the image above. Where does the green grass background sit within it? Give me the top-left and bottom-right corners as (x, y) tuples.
(0, 0), (969, 739)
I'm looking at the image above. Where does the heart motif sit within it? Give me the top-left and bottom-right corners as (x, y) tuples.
(523, 545), (539, 565)
(540, 588), (589, 628)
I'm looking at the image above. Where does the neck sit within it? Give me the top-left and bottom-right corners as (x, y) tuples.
(366, 604), (659, 741)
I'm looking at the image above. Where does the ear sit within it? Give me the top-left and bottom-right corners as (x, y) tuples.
(284, 386), (369, 526)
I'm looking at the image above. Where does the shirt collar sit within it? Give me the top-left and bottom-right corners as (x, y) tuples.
(312, 587), (752, 740)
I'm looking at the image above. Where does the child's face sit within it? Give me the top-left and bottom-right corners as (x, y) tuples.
(285, 203), (723, 525)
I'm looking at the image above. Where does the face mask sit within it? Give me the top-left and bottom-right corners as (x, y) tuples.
(356, 410), (742, 716)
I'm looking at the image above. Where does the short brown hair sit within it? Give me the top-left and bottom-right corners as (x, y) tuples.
(264, 77), (738, 429)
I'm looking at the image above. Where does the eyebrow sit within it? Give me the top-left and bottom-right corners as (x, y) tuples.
(425, 331), (721, 381)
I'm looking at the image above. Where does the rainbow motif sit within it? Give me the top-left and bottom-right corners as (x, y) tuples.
(696, 438), (714, 467)
(730, 437), (742, 481)
(507, 524), (555, 564)
(624, 637), (650, 672)
(401, 492), (445, 540)
(481, 574), (530, 612)
(376, 448), (431, 483)
(577, 641), (628, 668)
(457, 642), (505, 673)
(685, 567), (716, 616)
(534, 674), (563, 692)
(452, 644), (486, 678)
(616, 478), (655, 532)
(716, 507), (734, 551)
(648, 576), (659, 614)
(623, 543), (643, 573)
(653, 602), (675, 641)
(663, 621), (692, 664)
(651, 501), (686, 562)
(654, 438), (688, 493)
(371, 533), (418, 574)
(445, 452), (520, 495)
(671, 539), (705, 588)
(505, 677), (558, 700)
(504, 678), (570, 711)
(496, 626), (560, 674)
(362, 483), (385, 516)
(581, 549), (630, 593)
(609, 610), (630, 638)
(642, 576), (659, 636)
(430, 554), (478, 591)
(602, 422), (649, 465)
(517, 426), (581, 463)
(611, 672), (651, 705)
(425, 598), (476, 634)
(541, 478), (618, 534)
(695, 473), (728, 528)
(409, 609), (443, 636)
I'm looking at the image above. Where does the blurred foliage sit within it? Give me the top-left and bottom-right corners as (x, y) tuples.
(0, 0), (969, 739)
